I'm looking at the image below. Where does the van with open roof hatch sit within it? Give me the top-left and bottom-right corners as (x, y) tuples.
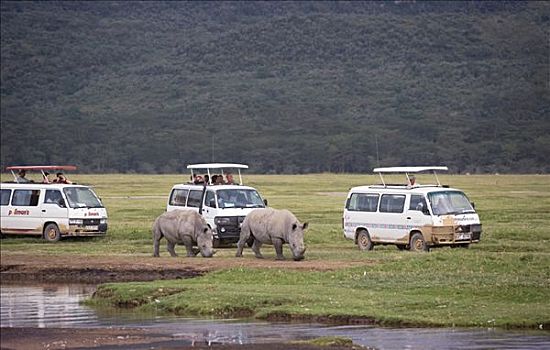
(1, 165), (108, 241)
(166, 163), (266, 246)
(343, 166), (481, 252)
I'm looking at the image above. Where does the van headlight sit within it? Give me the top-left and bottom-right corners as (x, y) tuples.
(100, 219), (107, 224)
(215, 217), (232, 225)
(69, 219), (83, 225)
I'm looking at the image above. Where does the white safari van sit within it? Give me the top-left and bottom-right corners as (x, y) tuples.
(167, 163), (266, 246)
(343, 166), (481, 252)
(1, 166), (108, 241)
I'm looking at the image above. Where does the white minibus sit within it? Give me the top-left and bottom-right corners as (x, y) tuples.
(343, 166), (481, 252)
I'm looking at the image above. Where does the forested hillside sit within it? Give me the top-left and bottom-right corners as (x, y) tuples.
(1, 1), (549, 173)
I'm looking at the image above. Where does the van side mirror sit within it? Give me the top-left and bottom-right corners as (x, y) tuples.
(471, 202), (475, 209)
(263, 199), (268, 206)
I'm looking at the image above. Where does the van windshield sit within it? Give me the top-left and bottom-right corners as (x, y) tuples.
(63, 187), (103, 209)
(428, 190), (475, 215)
(217, 189), (264, 209)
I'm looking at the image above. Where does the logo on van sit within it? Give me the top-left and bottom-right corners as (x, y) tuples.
(85, 212), (99, 217)
(8, 209), (30, 216)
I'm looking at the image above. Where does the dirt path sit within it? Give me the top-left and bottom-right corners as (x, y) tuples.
(0, 252), (365, 284)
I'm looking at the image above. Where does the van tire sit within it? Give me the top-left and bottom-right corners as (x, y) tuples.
(357, 230), (373, 251)
(44, 224), (61, 242)
(409, 232), (429, 252)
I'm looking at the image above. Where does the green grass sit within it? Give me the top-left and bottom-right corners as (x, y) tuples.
(2, 173), (550, 328)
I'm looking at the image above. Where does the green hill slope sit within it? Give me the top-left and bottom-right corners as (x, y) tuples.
(1, 1), (549, 173)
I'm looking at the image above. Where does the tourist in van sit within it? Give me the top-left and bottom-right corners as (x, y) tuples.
(16, 170), (30, 183)
(225, 172), (234, 185)
(214, 174), (224, 185)
(408, 175), (418, 187)
(54, 172), (72, 184)
(193, 174), (204, 185)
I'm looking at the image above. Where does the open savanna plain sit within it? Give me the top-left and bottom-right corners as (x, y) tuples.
(1, 173), (549, 329)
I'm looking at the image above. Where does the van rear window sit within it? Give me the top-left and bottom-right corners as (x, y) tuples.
(12, 190), (40, 206)
(1, 189), (11, 206)
(169, 189), (189, 206)
(347, 193), (379, 212)
(379, 194), (406, 213)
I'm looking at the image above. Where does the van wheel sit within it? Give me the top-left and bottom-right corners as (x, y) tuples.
(357, 230), (373, 251)
(44, 224), (61, 242)
(409, 232), (429, 252)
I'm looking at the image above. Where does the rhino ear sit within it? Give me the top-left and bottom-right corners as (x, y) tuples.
(302, 222), (308, 230)
(292, 223), (297, 230)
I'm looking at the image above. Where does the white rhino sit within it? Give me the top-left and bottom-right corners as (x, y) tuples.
(236, 208), (308, 261)
(153, 210), (214, 258)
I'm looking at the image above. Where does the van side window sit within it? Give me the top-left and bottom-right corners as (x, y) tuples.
(45, 190), (66, 207)
(409, 195), (427, 211)
(1, 189), (11, 206)
(12, 190), (40, 206)
(347, 193), (379, 212)
(169, 189), (189, 206)
(205, 191), (216, 208)
(187, 190), (203, 208)
(379, 194), (406, 213)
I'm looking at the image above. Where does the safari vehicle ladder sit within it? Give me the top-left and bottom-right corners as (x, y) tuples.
(373, 166), (449, 188)
(187, 163), (248, 185)
(5, 165), (77, 183)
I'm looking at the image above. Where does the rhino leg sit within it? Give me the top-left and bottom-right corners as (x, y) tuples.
(236, 224), (252, 257)
(153, 235), (161, 258)
(273, 238), (285, 260)
(152, 223), (162, 257)
(166, 240), (178, 257)
(251, 239), (264, 259)
(181, 236), (198, 257)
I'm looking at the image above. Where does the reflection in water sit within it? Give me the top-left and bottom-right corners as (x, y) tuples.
(1, 284), (98, 328)
(1, 284), (549, 349)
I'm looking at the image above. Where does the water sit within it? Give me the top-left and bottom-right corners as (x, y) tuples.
(1, 284), (549, 349)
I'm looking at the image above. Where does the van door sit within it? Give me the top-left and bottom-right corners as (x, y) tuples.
(201, 190), (217, 228)
(6, 189), (43, 234)
(407, 194), (432, 231)
(42, 189), (69, 232)
(375, 193), (408, 242)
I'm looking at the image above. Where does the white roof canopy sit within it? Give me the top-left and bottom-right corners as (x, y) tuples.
(187, 163), (248, 185)
(187, 163), (248, 170)
(373, 166), (448, 173)
(373, 166), (448, 187)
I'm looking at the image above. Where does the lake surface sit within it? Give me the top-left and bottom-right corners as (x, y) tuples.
(1, 284), (549, 349)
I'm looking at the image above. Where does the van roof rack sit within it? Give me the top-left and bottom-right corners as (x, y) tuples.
(373, 166), (448, 188)
(5, 165), (77, 183)
(187, 163), (248, 185)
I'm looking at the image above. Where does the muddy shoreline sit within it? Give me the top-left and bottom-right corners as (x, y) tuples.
(0, 252), (366, 349)
(1, 327), (363, 350)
